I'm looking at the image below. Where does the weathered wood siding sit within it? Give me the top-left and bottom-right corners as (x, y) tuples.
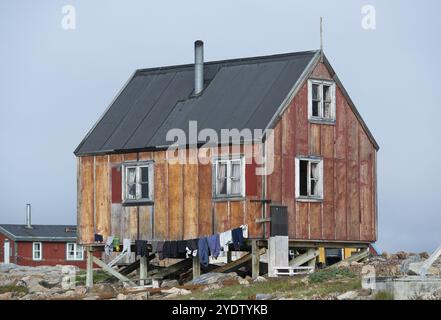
(77, 146), (264, 244)
(77, 62), (376, 244)
(266, 62), (377, 242)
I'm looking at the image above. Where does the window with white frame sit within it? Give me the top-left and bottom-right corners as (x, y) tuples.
(295, 157), (324, 199)
(32, 242), (42, 261)
(66, 243), (84, 261)
(308, 79), (336, 121)
(123, 162), (154, 203)
(213, 156), (245, 198)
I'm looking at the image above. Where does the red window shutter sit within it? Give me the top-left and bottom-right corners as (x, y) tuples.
(111, 166), (122, 204)
(245, 160), (258, 197)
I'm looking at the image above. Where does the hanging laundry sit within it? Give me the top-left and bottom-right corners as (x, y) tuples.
(198, 237), (209, 267)
(186, 239), (198, 258)
(113, 237), (121, 252)
(241, 224), (249, 238)
(177, 241), (187, 258)
(94, 234), (103, 243)
(135, 240), (148, 258)
(157, 241), (165, 260)
(207, 234), (221, 259)
(162, 241), (171, 259)
(123, 239), (131, 257)
(151, 241), (158, 253)
(104, 236), (114, 256)
(170, 241), (179, 258)
(232, 228), (244, 250)
(219, 230), (232, 252)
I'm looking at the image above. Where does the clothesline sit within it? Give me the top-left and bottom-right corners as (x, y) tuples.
(98, 225), (248, 267)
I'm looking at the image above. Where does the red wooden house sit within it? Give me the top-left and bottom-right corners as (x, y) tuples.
(74, 42), (379, 279)
(0, 206), (88, 268)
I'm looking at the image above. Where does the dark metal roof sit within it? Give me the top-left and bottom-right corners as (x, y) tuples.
(74, 50), (319, 155)
(0, 224), (77, 242)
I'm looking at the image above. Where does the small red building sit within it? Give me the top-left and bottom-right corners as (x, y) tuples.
(0, 223), (87, 268)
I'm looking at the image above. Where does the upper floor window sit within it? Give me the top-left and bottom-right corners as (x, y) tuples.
(295, 157), (323, 200)
(123, 162), (154, 203)
(32, 242), (42, 261)
(66, 243), (84, 261)
(213, 156), (245, 199)
(308, 79), (336, 122)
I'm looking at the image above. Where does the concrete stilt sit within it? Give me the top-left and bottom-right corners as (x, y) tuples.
(193, 255), (201, 280)
(139, 256), (148, 286)
(86, 247), (94, 288)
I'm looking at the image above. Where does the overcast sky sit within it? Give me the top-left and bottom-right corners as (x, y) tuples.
(1, 0), (440, 253)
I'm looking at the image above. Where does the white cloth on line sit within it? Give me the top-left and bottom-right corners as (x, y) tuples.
(219, 230), (232, 252)
(241, 224), (248, 238)
(105, 236), (114, 256)
(123, 239), (131, 256)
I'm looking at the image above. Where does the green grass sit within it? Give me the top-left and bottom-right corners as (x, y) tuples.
(75, 270), (111, 286)
(309, 268), (357, 284)
(373, 291), (394, 300)
(176, 271), (362, 300)
(0, 285), (29, 295)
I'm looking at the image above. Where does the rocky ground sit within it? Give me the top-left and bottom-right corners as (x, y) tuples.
(0, 252), (440, 300)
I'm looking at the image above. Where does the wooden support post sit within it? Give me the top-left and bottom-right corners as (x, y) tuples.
(252, 240), (260, 279)
(227, 251), (232, 263)
(307, 248), (317, 268)
(86, 247), (94, 288)
(92, 256), (136, 286)
(139, 256), (148, 286)
(192, 255), (201, 279)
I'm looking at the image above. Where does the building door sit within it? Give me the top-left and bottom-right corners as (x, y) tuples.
(270, 205), (288, 237)
(3, 239), (10, 264)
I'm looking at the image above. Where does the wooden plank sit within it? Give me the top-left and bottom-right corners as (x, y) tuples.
(335, 159), (347, 240)
(295, 84), (308, 155)
(296, 202), (308, 239)
(360, 160), (372, 241)
(168, 162), (183, 240)
(92, 256), (136, 286)
(183, 151), (199, 239)
(310, 62), (333, 80)
(246, 200), (262, 239)
(323, 158), (335, 240)
(267, 155), (282, 204)
(321, 125), (334, 159)
(347, 160), (360, 241)
(139, 206), (152, 240)
(198, 149), (212, 237)
(214, 201), (229, 234)
(153, 151), (168, 240)
(282, 100), (296, 156)
(230, 200), (245, 229)
(334, 87), (347, 160)
(252, 240), (259, 279)
(80, 156), (94, 244)
(309, 123), (321, 155)
(95, 155), (110, 239)
(111, 204), (123, 240)
(282, 156), (296, 239)
(309, 203), (322, 240)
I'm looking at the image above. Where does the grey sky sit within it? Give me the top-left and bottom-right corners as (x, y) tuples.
(1, 0), (440, 253)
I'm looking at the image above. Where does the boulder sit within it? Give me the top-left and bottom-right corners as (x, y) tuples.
(337, 291), (358, 300)
(74, 286), (88, 296)
(0, 292), (14, 300)
(39, 279), (61, 289)
(238, 278), (249, 285)
(161, 287), (191, 298)
(116, 293), (127, 300)
(202, 283), (223, 292)
(91, 283), (116, 298)
(255, 293), (272, 300)
(253, 276), (267, 283)
(419, 252), (430, 259)
(395, 251), (409, 260)
(192, 272), (239, 285)
(161, 279), (180, 288)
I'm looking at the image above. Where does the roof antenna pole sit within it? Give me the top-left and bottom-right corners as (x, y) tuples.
(320, 16), (324, 63)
